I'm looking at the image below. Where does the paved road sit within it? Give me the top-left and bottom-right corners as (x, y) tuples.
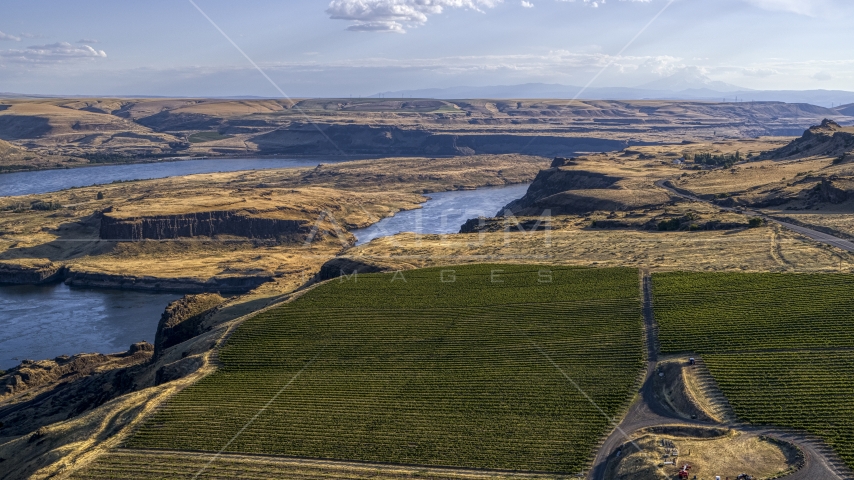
(655, 179), (854, 253)
(588, 273), (850, 480)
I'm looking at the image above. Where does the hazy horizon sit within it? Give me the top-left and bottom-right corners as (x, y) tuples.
(2, 0), (853, 97)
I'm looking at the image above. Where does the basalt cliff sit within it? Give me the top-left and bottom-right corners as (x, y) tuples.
(99, 209), (312, 241)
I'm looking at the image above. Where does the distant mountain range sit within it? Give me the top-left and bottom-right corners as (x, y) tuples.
(4, 68), (854, 108)
(375, 70), (854, 108)
(637, 67), (746, 93)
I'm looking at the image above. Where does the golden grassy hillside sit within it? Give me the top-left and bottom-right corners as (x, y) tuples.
(346, 195), (854, 274)
(0, 154), (547, 290)
(0, 96), (845, 170)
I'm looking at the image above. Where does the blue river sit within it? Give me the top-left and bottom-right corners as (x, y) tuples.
(0, 157), (346, 197)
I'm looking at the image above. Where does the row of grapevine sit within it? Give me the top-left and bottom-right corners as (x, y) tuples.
(73, 450), (560, 479)
(652, 271), (854, 470)
(704, 352), (854, 467)
(653, 272), (854, 354)
(126, 265), (645, 474)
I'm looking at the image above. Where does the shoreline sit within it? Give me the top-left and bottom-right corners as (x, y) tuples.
(0, 152), (459, 176)
(0, 262), (273, 294)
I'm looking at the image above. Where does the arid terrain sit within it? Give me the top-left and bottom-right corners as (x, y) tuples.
(3, 99), (854, 480)
(0, 154), (545, 293)
(1, 97), (853, 172)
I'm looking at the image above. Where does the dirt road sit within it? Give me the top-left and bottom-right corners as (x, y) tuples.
(655, 179), (854, 253)
(588, 272), (850, 480)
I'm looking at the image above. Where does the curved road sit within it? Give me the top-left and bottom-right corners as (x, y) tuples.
(655, 179), (854, 253)
(589, 273), (850, 480)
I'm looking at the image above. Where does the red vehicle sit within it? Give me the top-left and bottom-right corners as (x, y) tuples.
(678, 464), (692, 478)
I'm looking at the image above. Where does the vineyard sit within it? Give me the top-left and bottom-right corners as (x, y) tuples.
(652, 271), (854, 469)
(126, 265), (645, 474)
(653, 272), (854, 354)
(72, 450), (563, 480)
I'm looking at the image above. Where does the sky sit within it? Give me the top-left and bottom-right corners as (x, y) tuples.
(0, 0), (852, 97)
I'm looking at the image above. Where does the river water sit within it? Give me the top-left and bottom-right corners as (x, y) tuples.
(0, 159), (530, 369)
(0, 158), (337, 368)
(0, 282), (180, 370)
(352, 183), (530, 245)
(0, 157), (346, 197)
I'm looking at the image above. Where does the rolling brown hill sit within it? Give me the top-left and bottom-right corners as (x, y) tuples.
(764, 119), (854, 160)
(835, 103), (854, 117)
(1, 97), (852, 169)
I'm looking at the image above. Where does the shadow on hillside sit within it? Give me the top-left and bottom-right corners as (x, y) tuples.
(0, 115), (51, 141)
(1, 213), (115, 262)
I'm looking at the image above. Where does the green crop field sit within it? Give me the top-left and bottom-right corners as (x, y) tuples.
(127, 265), (645, 474)
(187, 131), (234, 143)
(653, 272), (854, 468)
(72, 450), (561, 480)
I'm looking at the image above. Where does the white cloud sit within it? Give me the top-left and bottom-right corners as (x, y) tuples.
(346, 21), (407, 32)
(637, 55), (685, 76)
(0, 42), (107, 64)
(0, 31), (21, 42)
(741, 67), (778, 78)
(575, 0), (603, 7)
(705, 58), (854, 90)
(237, 53), (853, 91)
(326, 0), (502, 32)
(77, 38), (100, 44)
(521, 0), (534, 7)
(251, 50), (687, 79)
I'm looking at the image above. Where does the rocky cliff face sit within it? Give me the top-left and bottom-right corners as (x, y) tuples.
(154, 293), (224, 358)
(63, 268), (272, 293)
(0, 261), (64, 284)
(0, 261), (270, 293)
(766, 119), (854, 159)
(135, 111), (223, 131)
(250, 123), (631, 157)
(318, 257), (413, 281)
(815, 178), (851, 204)
(499, 157), (677, 216)
(99, 210), (311, 241)
(459, 216), (550, 234)
(500, 165), (621, 215)
(550, 157), (579, 168)
(0, 289), (228, 471)
(0, 292), (222, 447)
(0, 342), (153, 399)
